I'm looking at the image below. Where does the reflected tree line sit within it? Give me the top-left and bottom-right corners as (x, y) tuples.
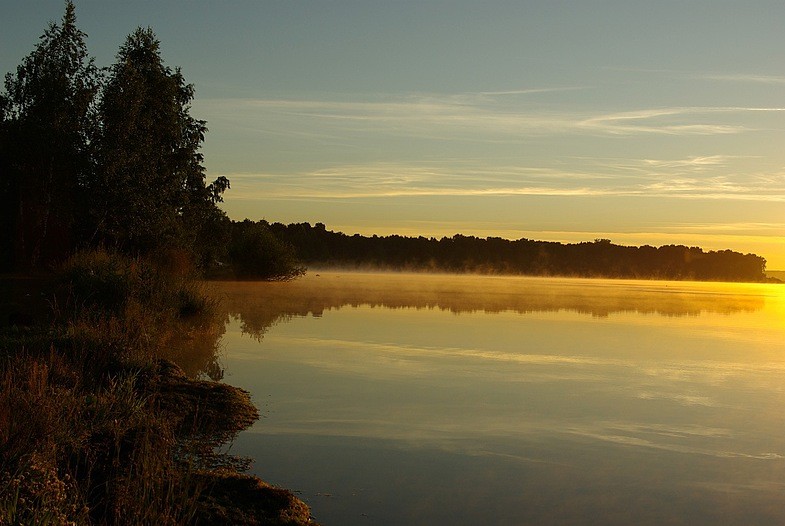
(216, 277), (763, 341)
(263, 222), (769, 283)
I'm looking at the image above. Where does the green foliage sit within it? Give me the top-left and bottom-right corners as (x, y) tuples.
(59, 249), (216, 328)
(1, 3), (316, 282)
(0, 1), (101, 269)
(0, 2), (313, 517)
(228, 220), (306, 280)
(1, 5), (235, 273)
(89, 27), (228, 259)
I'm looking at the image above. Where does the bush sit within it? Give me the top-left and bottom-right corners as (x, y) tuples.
(59, 249), (131, 314)
(0, 247), (316, 524)
(60, 248), (215, 319)
(228, 220), (305, 280)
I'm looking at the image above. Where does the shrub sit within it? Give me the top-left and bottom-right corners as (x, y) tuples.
(0, 249), (314, 524)
(228, 220), (305, 280)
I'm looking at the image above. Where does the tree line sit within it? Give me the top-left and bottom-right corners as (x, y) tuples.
(1, 3), (770, 284)
(264, 221), (769, 282)
(0, 5), (313, 523)
(0, 2), (302, 280)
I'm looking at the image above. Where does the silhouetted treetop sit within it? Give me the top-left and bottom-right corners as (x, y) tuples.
(90, 27), (215, 253)
(265, 222), (769, 283)
(1, 5), (237, 272)
(0, 0), (100, 268)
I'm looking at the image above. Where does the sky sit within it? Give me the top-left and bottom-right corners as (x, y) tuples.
(2, 1), (784, 268)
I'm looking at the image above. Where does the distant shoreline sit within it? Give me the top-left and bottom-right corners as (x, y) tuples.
(767, 270), (785, 281)
(298, 263), (783, 285)
(261, 221), (775, 284)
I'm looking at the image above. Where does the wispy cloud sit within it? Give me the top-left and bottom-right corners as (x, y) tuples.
(642, 155), (742, 169)
(656, 222), (785, 234)
(701, 73), (785, 85)
(478, 87), (588, 96)
(202, 96), (772, 139)
(221, 154), (785, 202)
(578, 107), (757, 136)
(602, 66), (785, 86)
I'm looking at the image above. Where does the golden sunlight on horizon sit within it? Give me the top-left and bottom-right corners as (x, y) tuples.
(216, 270), (785, 524)
(312, 223), (785, 270)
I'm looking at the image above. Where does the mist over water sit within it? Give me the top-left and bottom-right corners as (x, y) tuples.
(212, 272), (785, 525)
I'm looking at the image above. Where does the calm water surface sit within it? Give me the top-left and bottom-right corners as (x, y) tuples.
(211, 272), (785, 525)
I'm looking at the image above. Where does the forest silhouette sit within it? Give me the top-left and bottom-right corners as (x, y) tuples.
(0, 3), (771, 284)
(0, 4), (312, 524)
(261, 221), (770, 283)
(0, 2), (777, 524)
(0, 4), (302, 281)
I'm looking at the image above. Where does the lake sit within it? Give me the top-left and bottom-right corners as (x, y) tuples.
(210, 272), (785, 525)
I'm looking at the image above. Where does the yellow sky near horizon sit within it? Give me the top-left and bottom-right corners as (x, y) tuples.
(221, 183), (785, 269)
(7, 2), (783, 269)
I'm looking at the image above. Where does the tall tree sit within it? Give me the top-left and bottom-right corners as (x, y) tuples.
(90, 27), (228, 260)
(0, 1), (100, 269)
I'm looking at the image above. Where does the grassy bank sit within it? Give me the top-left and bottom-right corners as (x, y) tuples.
(0, 249), (315, 525)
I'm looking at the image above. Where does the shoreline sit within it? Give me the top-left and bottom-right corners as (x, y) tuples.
(0, 259), (317, 525)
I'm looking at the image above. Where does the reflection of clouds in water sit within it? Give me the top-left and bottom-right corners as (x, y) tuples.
(637, 391), (720, 407)
(247, 413), (785, 465)
(566, 422), (784, 460)
(234, 328), (785, 462)
(689, 480), (785, 495)
(608, 422), (732, 439)
(639, 361), (785, 394)
(240, 333), (778, 441)
(636, 391), (716, 407)
(241, 334), (629, 384)
(257, 334), (785, 390)
(218, 275), (785, 524)
(278, 336), (625, 365)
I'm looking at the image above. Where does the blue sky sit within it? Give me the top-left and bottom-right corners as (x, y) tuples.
(3, 1), (784, 267)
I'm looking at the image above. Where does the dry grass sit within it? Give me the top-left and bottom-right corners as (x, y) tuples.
(0, 249), (315, 525)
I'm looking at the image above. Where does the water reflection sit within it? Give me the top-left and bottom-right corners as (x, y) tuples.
(215, 272), (767, 341)
(160, 320), (226, 380)
(213, 273), (785, 526)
